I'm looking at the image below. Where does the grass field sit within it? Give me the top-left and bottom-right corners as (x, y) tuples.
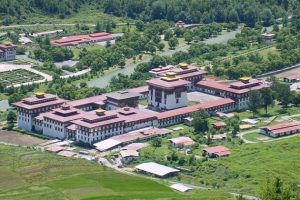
(0, 145), (231, 200)
(242, 132), (272, 143)
(0, 69), (44, 86)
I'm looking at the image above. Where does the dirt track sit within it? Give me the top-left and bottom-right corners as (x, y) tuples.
(0, 131), (45, 146)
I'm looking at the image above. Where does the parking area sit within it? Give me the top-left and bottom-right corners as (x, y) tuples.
(187, 91), (222, 103)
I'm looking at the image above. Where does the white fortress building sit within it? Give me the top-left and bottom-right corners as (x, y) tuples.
(147, 72), (189, 111)
(13, 92), (66, 131)
(13, 70), (259, 145)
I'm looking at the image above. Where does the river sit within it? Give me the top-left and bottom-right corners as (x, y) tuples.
(87, 28), (242, 88)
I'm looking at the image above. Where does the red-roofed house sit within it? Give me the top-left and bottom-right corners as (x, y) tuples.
(176, 20), (185, 27)
(13, 93), (67, 132)
(169, 136), (195, 148)
(212, 121), (226, 129)
(260, 122), (300, 138)
(283, 73), (300, 83)
(203, 145), (230, 158)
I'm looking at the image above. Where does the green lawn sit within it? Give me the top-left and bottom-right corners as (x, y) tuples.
(71, 45), (105, 60)
(242, 132), (272, 143)
(0, 145), (230, 200)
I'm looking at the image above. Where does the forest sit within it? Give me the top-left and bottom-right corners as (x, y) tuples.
(0, 0), (296, 26)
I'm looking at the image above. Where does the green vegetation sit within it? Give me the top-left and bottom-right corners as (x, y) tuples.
(0, 69), (44, 87)
(138, 132), (300, 195)
(0, 145), (230, 200)
(242, 132), (272, 143)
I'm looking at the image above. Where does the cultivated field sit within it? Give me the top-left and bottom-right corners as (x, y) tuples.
(0, 69), (44, 86)
(0, 131), (46, 146)
(0, 145), (230, 200)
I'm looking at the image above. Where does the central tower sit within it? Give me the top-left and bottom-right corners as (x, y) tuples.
(147, 72), (188, 111)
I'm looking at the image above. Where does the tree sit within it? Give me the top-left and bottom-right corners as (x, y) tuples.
(95, 22), (102, 32)
(7, 111), (16, 124)
(248, 90), (262, 117)
(259, 177), (295, 200)
(135, 20), (144, 31)
(164, 29), (173, 41)
(228, 9), (239, 22)
(183, 31), (193, 44)
(260, 88), (274, 114)
(151, 137), (162, 148)
(262, 8), (274, 26)
(168, 37), (178, 49)
(157, 42), (165, 51)
(192, 109), (209, 133)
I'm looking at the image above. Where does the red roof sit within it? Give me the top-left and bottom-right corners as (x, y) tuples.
(147, 78), (189, 89)
(169, 136), (195, 145)
(0, 44), (17, 49)
(212, 121), (226, 128)
(68, 95), (106, 108)
(13, 95), (66, 110)
(51, 32), (114, 46)
(284, 73), (300, 81)
(39, 106), (84, 123)
(157, 98), (234, 120)
(111, 127), (170, 143)
(197, 80), (248, 94)
(111, 107), (156, 124)
(203, 145), (230, 156)
(262, 122), (300, 131)
(128, 86), (149, 94)
(271, 125), (300, 135)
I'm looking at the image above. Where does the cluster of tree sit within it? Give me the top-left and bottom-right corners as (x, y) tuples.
(100, 0), (292, 27)
(45, 76), (107, 100)
(0, 0), (84, 25)
(248, 78), (300, 117)
(32, 37), (73, 62)
(79, 20), (170, 72)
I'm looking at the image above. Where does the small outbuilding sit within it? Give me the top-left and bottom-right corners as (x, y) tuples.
(212, 121), (226, 129)
(170, 183), (192, 192)
(260, 122), (300, 138)
(135, 162), (180, 178)
(120, 149), (139, 164)
(203, 145), (230, 158)
(169, 136), (195, 149)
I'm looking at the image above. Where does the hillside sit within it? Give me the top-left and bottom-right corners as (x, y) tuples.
(0, 0), (296, 26)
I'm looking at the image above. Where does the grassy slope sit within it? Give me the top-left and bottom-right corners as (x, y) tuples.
(14, 6), (126, 25)
(0, 145), (230, 200)
(140, 131), (300, 196)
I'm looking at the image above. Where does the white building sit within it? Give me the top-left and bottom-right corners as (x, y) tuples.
(13, 93), (66, 132)
(147, 72), (189, 111)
